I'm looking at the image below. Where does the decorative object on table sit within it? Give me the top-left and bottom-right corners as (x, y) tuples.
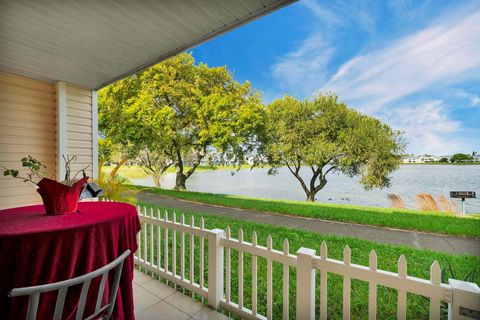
(2, 155), (89, 214)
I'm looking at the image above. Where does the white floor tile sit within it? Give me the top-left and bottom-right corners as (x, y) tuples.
(136, 301), (190, 320)
(133, 285), (161, 315)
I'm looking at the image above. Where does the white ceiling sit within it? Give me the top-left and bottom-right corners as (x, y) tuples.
(0, 0), (295, 89)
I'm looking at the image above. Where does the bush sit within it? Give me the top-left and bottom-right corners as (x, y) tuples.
(96, 172), (136, 202)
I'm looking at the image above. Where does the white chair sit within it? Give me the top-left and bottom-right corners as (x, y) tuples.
(8, 249), (131, 320)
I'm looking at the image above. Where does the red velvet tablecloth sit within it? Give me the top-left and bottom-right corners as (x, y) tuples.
(0, 202), (141, 320)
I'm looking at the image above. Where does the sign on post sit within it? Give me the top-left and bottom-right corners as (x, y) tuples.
(450, 191), (476, 214)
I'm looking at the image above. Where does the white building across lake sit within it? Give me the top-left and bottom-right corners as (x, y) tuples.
(401, 154), (449, 163)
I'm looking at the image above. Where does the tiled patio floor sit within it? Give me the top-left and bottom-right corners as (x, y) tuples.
(133, 270), (230, 320)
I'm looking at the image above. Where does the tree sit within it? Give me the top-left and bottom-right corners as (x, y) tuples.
(99, 53), (264, 190)
(98, 74), (143, 177)
(439, 157), (449, 163)
(136, 148), (174, 187)
(98, 138), (114, 174)
(450, 153), (473, 163)
(260, 93), (404, 202)
(132, 53), (264, 190)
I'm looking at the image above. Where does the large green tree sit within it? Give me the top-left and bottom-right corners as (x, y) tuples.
(135, 53), (264, 189)
(260, 93), (404, 202)
(99, 53), (263, 190)
(98, 74), (143, 178)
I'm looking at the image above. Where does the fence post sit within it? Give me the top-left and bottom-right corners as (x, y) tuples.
(208, 229), (224, 309)
(448, 279), (480, 320)
(296, 247), (316, 320)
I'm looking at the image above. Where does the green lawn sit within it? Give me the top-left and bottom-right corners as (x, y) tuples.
(136, 202), (480, 320)
(129, 186), (480, 238)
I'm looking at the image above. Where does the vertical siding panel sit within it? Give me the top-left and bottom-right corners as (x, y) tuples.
(66, 83), (93, 177)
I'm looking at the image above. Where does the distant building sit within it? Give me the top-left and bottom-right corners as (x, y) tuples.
(401, 154), (450, 163)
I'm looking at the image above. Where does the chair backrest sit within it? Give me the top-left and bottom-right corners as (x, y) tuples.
(8, 250), (131, 320)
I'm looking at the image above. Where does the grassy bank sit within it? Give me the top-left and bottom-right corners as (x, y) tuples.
(136, 202), (480, 319)
(129, 186), (480, 237)
(102, 164), (248, 179)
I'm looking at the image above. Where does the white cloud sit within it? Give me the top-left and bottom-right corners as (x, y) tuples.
(473, 96), (480, 107)
(303, 0), (377, 33)
(272, 34), (334, 97)
(454, 90), (480, 107)
(320, 8), (480, 112)
(271, 0), (379, 97)
(380, 100), (465, 154)
(302, 0), (342, 27)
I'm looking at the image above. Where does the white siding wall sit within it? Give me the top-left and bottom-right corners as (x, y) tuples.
(66, 84), (94, 178)
(0, 71), (96, 209)
(0, 71), (56, 208)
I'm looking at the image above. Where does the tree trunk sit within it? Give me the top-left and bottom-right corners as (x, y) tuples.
(110, 157), (128, 179)
(152, 172), (162, 187)
(174, 171), (187, 190)
(306, 191), (316, 202)
(98, 157), (105, 177)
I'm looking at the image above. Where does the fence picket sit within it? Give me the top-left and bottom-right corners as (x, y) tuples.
(143, 207), (147, 265)
(164, 211), (169, 273)
(283, 239), (290, 320)
(429, 261), (441, 319)
(343, 245), (351, 320)
(190, 216), (195, 286)
(181, 214), (185, 280)
(136, 206), (141, 261)
(238, 228), (244, 310)
(320, 241), (328, 320)
(267, 235), (273, 320)
(252, 231), (258, 317)
(172, 212), (177, 277)
(368, 250), (378, 320)
(200, 218), (205, 290)
(149, 208), (154, 265)
(156, 209), (161, 270)
(225, 226), (231, 304)
(397, 255), (407, 320)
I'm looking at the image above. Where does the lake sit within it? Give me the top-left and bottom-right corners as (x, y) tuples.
(131, 165), (480, 213)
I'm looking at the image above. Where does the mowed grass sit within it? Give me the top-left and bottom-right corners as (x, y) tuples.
(136, 202), (480, 320)
(130, 186), (480, 238)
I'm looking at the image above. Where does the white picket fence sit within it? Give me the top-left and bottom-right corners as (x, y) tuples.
(133, 204), (480, 320)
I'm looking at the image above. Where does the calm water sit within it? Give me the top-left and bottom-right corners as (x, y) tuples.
(131, 165), (480, 213)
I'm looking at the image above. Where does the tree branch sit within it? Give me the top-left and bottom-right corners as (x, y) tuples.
(185, 145), (207, 178)
(284, 159), (309, 195)
(324, 165), (337, 177)
(309, 166), (322, 192)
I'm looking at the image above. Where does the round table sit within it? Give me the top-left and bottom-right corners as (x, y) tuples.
(0, 201), (140, 320)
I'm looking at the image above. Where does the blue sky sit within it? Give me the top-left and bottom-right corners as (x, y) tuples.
(191, 0), (480, 155)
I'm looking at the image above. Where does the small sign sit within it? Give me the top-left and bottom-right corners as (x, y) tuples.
(450, 191), (476, 199)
